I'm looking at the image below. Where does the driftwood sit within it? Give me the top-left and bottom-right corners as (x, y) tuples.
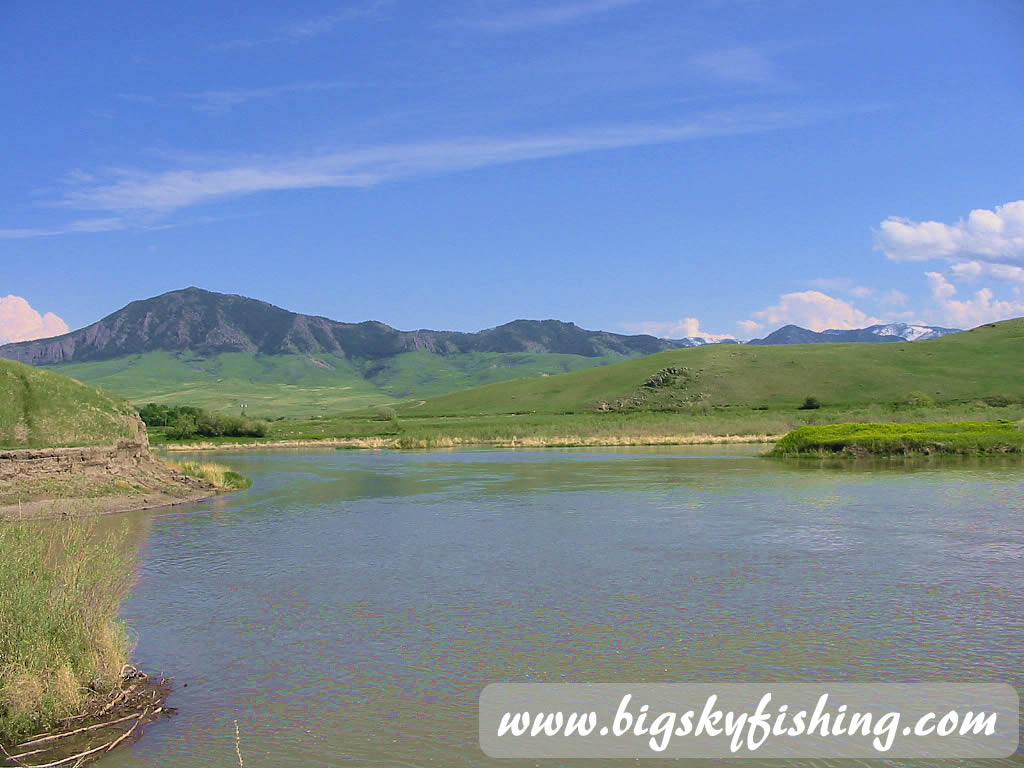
(0, 666), (172, 768)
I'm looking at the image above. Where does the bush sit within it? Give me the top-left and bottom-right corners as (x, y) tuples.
(902, 391), (935, 408)
(798, 396), (821, 410)
(141, 403), (268, 440)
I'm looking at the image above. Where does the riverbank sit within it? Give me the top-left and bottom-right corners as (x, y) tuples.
(0, 443), (251, 520)
(151, 400), (1024, 452)
(163, 431), (785, 451)
(770, 421), (1024, 457)
(0, 520), (171, 764)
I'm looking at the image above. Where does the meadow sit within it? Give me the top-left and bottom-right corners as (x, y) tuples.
(153, 319), (1024, 449)
(51, 349), (632, 418)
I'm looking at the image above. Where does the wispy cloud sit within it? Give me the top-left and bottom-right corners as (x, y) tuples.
(451, 0), (648, 32)
(0, 218), (126, 239)
(50, 106), (841, 215)
(182, 81), (352, 113)
(690, 45), (781, 85)
(216, 1), (390, 49)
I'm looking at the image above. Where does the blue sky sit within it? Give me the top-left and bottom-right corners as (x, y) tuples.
(2, 0), (1023, 343)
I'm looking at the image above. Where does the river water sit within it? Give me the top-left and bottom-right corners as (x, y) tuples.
(98, 446), (1024, 767)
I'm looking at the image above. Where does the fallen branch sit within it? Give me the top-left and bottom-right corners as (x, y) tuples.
(14, 712), (143, 750)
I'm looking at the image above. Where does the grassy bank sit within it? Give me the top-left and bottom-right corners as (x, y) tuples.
(152, 400), (1024, 451)
(770, 421), (1024, 457)
(164, 460), (252, 490)
(0, 359), (138, 449)
(0, 521), (135, 745)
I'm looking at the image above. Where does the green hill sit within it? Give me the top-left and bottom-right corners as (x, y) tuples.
(0, 358), (138, 449)
(51, 349), (631, 418)
(405, 318), (1024, 417)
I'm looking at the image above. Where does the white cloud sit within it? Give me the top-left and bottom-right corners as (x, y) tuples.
(849, 285), (873, 298)
(876, 200), (1024, 267)
(744, 290), (878, 333)
(924, 272), (1024, 328)
(622, 317), (735, 341)
(0, 296), (69, 344)
(949, 260), (1024, 284)
(50, 108), (826, 214)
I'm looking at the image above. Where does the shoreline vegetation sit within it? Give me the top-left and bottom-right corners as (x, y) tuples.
(152, 402), (1024, 453)
(0, 521), (172, 765)
(770, 421), (1024, 457)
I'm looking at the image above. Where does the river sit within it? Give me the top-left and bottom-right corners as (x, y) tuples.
(98, 445), (1024, 767)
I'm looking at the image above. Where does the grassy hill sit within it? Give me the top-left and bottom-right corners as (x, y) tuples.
(163, 318), (1024, 449)
(0, 359), (138, 449)
(407, 318), (1024, 417)
(51, 349), (631, 418)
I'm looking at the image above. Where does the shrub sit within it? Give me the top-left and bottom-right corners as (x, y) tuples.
(143, 404), (268, 440)
(798, 396), (821, 410)
(902, 391), (935, 408)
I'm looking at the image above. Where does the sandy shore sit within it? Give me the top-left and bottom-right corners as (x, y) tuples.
(0, 487), (216, 521)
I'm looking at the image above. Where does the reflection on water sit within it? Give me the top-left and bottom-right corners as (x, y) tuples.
(97, 446), (1024, 767)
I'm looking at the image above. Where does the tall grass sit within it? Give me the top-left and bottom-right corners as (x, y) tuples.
(771, 421), (1024, 456)
(0, 521), (136, 744)
(164, 460), (252, 490)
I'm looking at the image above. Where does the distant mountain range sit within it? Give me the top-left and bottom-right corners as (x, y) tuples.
(748, 322), (961, 346)
(0, 288), (964, 416)
(0, 287), (714, 366)
(0, 287), (960, 366)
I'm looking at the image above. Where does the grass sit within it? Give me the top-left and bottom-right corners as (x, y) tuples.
(83, 318), (1024, 451)
(0, 520), (136, 745)
(770, 421), (1024, 457)
(50, 349), (635, 418)
(164, 460), (252, 490)
(405, 318), (1024, 417)
(0, 359), (137, 449)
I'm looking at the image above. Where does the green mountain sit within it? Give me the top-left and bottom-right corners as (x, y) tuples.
(0, 288), (703, 416)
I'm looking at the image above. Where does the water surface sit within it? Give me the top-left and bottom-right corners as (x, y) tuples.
(99, 446), (1024, 767)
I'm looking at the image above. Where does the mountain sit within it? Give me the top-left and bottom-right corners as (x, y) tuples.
(0, 287), (700, 366)
(748, 323), (960, 345)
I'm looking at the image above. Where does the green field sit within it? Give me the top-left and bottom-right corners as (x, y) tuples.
(404, 318), (1024, 417)
(771, 421), (1024, 456)
(0, 358), (137, 449)
(52, 349), (632, 418)
(149, 318), (1024, 449)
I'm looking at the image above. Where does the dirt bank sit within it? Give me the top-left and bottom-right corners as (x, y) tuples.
(0, 421), (220, 519)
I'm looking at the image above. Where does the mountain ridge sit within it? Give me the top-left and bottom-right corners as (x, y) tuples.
(0, 287), (703, 366)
